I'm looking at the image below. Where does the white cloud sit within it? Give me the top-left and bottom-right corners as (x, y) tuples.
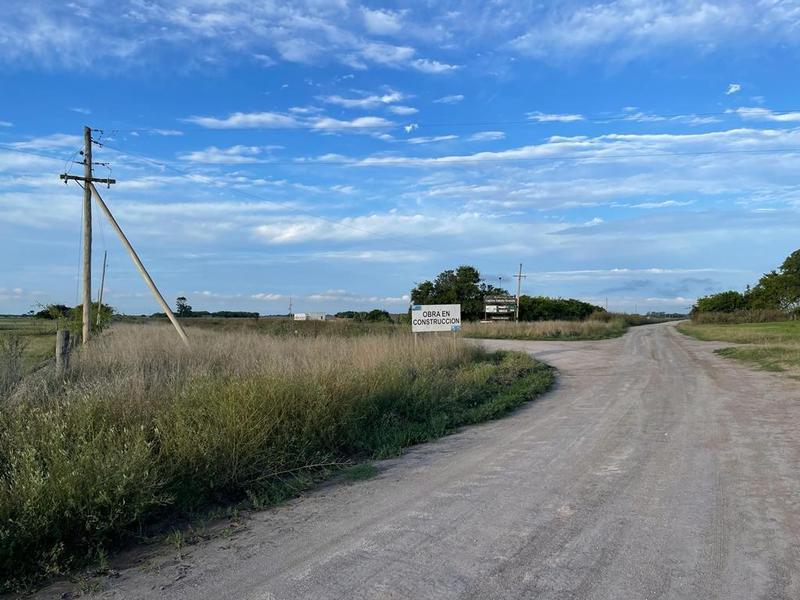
(620, 112), (668, 123)
(69, 107), (91, 115)
(184, 111), (299, 129)
(388, 105), (418, 115)
(5, 1), (800, 75)
(306, 289), (408, 304)
(527, 111), (584, 122)
(627, 200), (694, 209)
(726, 83), (742, 95)
(0, 121), (12, 127)
(311, 250), (426, 262)
(10, 133), (82, 150)
(507, 1), (800, 63)
(355, 42), (415, 67)
(404, 123), (419, 133)
(357, 125), (800, 169)
(253, 53), (276, 66)
(184, 110), (395, 132)
(406, 135), (458, 144)
(728, 107), (800, 122)
(321, 91), (404, 109)
(433, 94), (464, 104)
(178, 145), (270, 164)
(288, 106), (323, 115)
(148, 128), (183, 136)
(251, 292), (286, 301)
(361, 8), (403, 35)
(468, 131), (505, 142)
(251, 212), (513, 245)
(411, 58), (459, 73)
(311, 116), (395, 130)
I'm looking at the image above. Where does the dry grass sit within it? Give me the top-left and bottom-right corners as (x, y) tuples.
(0, 324), (553, 589)
(461, 318), (627, 341)
(678, 320), (800, 376)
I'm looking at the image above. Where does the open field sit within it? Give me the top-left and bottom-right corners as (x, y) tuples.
(0, 317), (57, 371)
(177, 316), (403, 337)
(677, 320), (800, 376)
(462, 317), (628, 341)
(0, 324), (553, 591)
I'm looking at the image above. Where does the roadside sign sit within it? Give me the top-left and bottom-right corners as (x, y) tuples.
(411, 304), (461, 332)
(484, 294), (517, 321)
(486, 304), (515, 313)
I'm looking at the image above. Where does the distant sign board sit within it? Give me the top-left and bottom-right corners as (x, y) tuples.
(484, 295), (517, 320)
(411, 304), (461, 333)
(486, 304), (515, 314)
(485, 295), (516, 304)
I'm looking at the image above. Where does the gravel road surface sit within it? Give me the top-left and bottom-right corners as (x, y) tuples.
(48, 323), (799, 599)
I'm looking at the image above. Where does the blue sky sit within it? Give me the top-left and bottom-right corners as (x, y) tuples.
(2, 1), (800, 315)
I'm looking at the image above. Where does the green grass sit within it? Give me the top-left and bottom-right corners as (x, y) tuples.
(0, 317), (58, 371)
(677, 320), (800, 375)
(0, 325), (554, 591)
(341, 464), (380, 481)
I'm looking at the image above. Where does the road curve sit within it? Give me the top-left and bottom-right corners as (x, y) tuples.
(61, 323), (799, 599)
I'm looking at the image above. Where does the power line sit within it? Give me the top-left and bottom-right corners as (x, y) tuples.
(0, 143), (78, 163)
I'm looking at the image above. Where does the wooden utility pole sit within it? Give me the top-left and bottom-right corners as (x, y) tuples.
(514, 263), (526, 323)
(89, 183), (190, 347)
(81, 126), (92, 344)
(60, 126), (115, 345)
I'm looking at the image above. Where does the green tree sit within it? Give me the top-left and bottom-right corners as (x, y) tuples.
(749, 250), (800, 312)
(364, 309), (393, 323)
(694, 290), (748, 313)
(518, 296), (603, 321)
(411, 265), (508, 320)
(175, 296), (192, 317)
(33, 304), (72, 320)
(70, 302), (116, 333)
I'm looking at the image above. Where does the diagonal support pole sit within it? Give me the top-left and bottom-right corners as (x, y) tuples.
(89, 183), (190, 347)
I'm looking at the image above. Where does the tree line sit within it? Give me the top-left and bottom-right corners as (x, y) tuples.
(411, 265), (604, 321)
(693, 249), (800, 316)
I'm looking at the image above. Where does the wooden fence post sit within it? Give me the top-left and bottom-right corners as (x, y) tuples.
(56, 329), (70, 374)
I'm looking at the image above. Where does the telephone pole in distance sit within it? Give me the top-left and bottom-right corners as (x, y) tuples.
(514, 263), (526, 323)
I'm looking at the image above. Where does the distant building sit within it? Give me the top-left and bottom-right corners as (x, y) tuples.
(293, 312), (331, 321)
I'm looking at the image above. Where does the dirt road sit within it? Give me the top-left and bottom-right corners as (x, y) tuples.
(67, 323), (799, 599)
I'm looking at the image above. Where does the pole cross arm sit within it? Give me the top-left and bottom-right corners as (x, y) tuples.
(60, 173), (116, 185)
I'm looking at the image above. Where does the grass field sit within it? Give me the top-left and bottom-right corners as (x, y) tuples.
(179, 315), (403, 337)
(0, 317), (57, 370)
(0, 324), (553, 590)
(677, 320), (800, 376)
(462, 317), (628, 341)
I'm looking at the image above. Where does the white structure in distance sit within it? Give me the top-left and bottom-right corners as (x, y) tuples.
(293, 312), (332, 321)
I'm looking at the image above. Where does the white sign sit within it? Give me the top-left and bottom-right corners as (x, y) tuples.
(486, 305), (514, 314)
(411, 304), (461, 333)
